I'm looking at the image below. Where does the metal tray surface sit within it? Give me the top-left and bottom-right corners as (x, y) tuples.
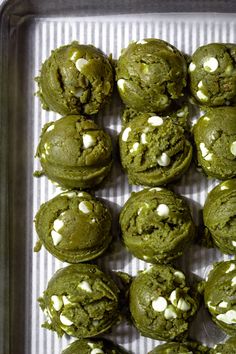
(1, 1), (236, 353)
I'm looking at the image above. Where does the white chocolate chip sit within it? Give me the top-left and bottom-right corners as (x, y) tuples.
(196, 90), (209, 102)
(199, 142), (209, 158)
(203, 116), (210, 121)
(149, 187), (162, 192)
(46, 124), (55, 132)
(130, 142), (139, 153)
(148, 116), (163, 126)
(61, 191), (77, 198)
(231, 276), (236, 286)
(226, 263), (236, 273)
(204, 153), (213, 161)
(169, 290), (178, 306)
(216, 310), (236, 324)
(91, 218), (96, 223)
(77, 192), (85, 197)
(70, 51), (78, 62)
(232, 241), (236, 247)
(88, 343), (95, 349)
(189, 62), (196, 72)
(53, 219), (64, 232)
(75, 58), (88, 71)
(122, 127), (131, 142)
(156, 204), (169, 217)
(83, 134), (95, 149)
(41, 153), (46, 159)
(60, 314), (73, 326)
(92, 320), (99, 326)
(78, 201), (92, 214)
(141, 133), (147, 144)
(164, 305), (178, 319)
(203, 57), (219, 72)
(157, 152), (171, 167)
(198, 80), (204, 89)
(207, 301), (216, 311)
(174, 271), (185, 280)
(91, 349), (104, 354)
(51, 295), (63, 311)
(117, 79), (126, 92)
(137, 39), (147, 45)
(176, 111), (185, 117)
(152, 296), (168, 312)
(51, 230), (62, 246)
(78, 281), (92, 292)
(62, 296), (72, 305)
(177, 298), (191, 311)
(230, 141), (236, 156)
(74, 88), (84, 98)
(218, 301), (228, 308)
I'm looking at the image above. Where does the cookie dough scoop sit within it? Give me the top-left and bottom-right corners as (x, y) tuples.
(38, 264), (120, 338)
(36, 41), (114, 115)
(203, 179), (236, 255)
(129, 264), (199, 341)
(36, 115), (113, 189)
(34, 190), (112, 263)
(204, 260), (236, 336)
(119, 187), (195, 264)
(193, 107), (236, 180)
(62, 338), (128, 354)
(116, 38), (187, 113)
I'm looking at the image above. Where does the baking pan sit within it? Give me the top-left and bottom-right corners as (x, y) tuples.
(1, 1), (236, 353)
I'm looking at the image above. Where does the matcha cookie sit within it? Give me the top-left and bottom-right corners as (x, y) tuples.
(148, 341), (210, 354)
(38, 264), (120, 338)
(193, 107), (236, 179)
(62, 339), (128, 354)
(211, 336), (236, 354)
(34, 190), (112, 263)
(116, 39), (187, 113)
(36, 115), (113, 189)
(189, 43), (236, 106)
(129, 265), (199, 341)
(36, 41), (114, 115)
(119, 113), (192, 186)
(204, 260), (236, 336)
(203, 180), (236, 255)
(119, 188), (195, 264)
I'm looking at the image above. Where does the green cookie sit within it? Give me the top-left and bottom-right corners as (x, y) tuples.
(62, 339), (128, 354)
(36, 115), (113, 189)
(116, 38), (187, 113)
(38, 264), (120, 338)
(36, 41), (114, 115)
(35, 191), (112, 263)
(148, 341), (210, 354)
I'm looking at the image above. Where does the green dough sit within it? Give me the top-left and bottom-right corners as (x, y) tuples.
(38, 264), (120, 338)
(204, 260), (236, 336)
(211, 336), (236, 354)
(189, 43), (236, 106)
(148, 341), (210, 353)
(119, 187), (195, 264)
(116, 39), (187, 113)
(203, 180), (236, 255)
(119, 112), (192, 186)
(36, 41), (114, 115)
(62, 338), (128, 354)
(36, 115), (113, 189)
(35, 191), (112, 263)
(193, 107), (236, 180)
(129, 265), (199, 341)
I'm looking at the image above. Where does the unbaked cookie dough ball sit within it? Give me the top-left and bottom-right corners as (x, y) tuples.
(189, 43), (236, 106)
(62, 339), (128, 354)
(39, 264), (120, 338)
(211, 336), (236, 354)
(36, 115), (113, 189)
(129, 265), (199, 341)
(36, 41), (114, 115)
(203, 180), (236, 255)
(204, 260), (236, 336)
(116, 39), (187, 113)
(148, 341), (210, 354)
(193, 107), (236, 179)
(34, 191), (112, 263)
(119, 112), (192, 186)
(119, 188), (195, 264)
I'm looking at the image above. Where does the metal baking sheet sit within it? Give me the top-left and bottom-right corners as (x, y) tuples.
(1, 1), (236, 353)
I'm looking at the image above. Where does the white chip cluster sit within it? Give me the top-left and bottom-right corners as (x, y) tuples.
(51, 216), (64, 246)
